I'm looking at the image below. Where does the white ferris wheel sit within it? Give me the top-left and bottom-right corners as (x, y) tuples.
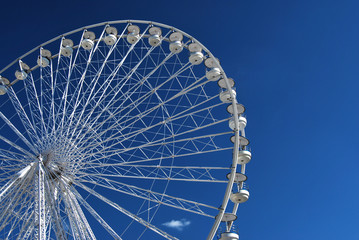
(0, 20), (252, 240)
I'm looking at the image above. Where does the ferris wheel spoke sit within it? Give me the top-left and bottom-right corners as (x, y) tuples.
(15, 211), (34, 240)
(73, 92), (222, 155)
(66, 189), (96, 240)
(61, 189), (84, 240)
(19, 68), (43, 142)
(26, 71), (48, 138)
(68, 36), (175, 145)
(0, 148), (29, 160)
(7, 86), (41, 148)
(77, 182), (179, 240)
(88, 147), (233, 168)
(41, 169), (68, 240)
(64, 50), (99, 138)
(77, 176), (217, 218)
(0, 111), (38, 155)
(63, 27), (113, 139)
(48, 57), (58, 137)
(87, 73), (210, 146)
(71, 187), (123, 240)
(3, 197), (34, 239)
(61, 43), (141, 141)
(56, 50), (77, 132)
(70, 55), (190, 147)
(77, 134), (227, 173)
(152, 53), (202, 115)
(0, 134), (36, 159)
(20, 226), (35, 240)
(63, 25), (129, 141)
(79, 164), (229, 183)
(81, 130), (230, 169)
(0, 175), (33, 232)
(51, 40), (71, 136)
(60, 180), (94, 240)
(0, 175), (23, 201)
(76, 117), (229, 165)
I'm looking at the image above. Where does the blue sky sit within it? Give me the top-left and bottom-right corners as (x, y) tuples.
(0, 0), (358, 239)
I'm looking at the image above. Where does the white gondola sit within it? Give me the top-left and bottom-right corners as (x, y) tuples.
(81, 39), (94, 50)
(0, 77), (10, 85)
(81, 31), (95, 50)
(206, 67), (221, 81)
(189, 52), (204, 65)
(127, 25), (140, 44)
(204, 57), (220, 68)
(0, 85), (7, 95)
(169, 41), (183, 53)
(216, 212), (237, 222)
(230, 189), (250, 204)
(230, 135), (249, 146)
(169, 31), (183, 42)
(104, 26), (118, 46)
(20, 62), (30, 71)
(218, 77), (235, 89)
(127, 32), (139, 44)
(37, 49), (51, 67)
(104, 34), (117, 46)
(84, 31), (96, 40)
(148, 26), (162, 47)
(229, 116), (247, 130)
(61, 39), (74, 57)
(149, 26), (162, 36)
(169, 32), (183, 53)
(41, 48), (52, 58)
(226, 172), (247, 183)
(219, 89), (236, 103)
(238, 150), (252, 164)
(37, 57), (49, 67)
(15, 70), (27, 80)
(188, 42), (202, 53)
(227, 103), (245, 115)
(148, 34), (160, 46)
(219, 232), (239, 240)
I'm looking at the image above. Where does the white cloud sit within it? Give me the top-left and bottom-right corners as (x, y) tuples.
(162, 219), (191, 231)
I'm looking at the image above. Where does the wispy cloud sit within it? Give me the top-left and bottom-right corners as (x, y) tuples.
(162, 219), (191, 231)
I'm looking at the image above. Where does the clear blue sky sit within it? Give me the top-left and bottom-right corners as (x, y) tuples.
(0, 0), (358, 239)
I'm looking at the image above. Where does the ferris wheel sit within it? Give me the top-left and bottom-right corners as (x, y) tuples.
(0, 20), (252, 240)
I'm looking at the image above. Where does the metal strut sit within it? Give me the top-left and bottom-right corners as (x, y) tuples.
(37, 156), (46, 240)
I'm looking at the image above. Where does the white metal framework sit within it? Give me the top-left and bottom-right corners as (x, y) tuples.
(0, 20), (251, 239)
